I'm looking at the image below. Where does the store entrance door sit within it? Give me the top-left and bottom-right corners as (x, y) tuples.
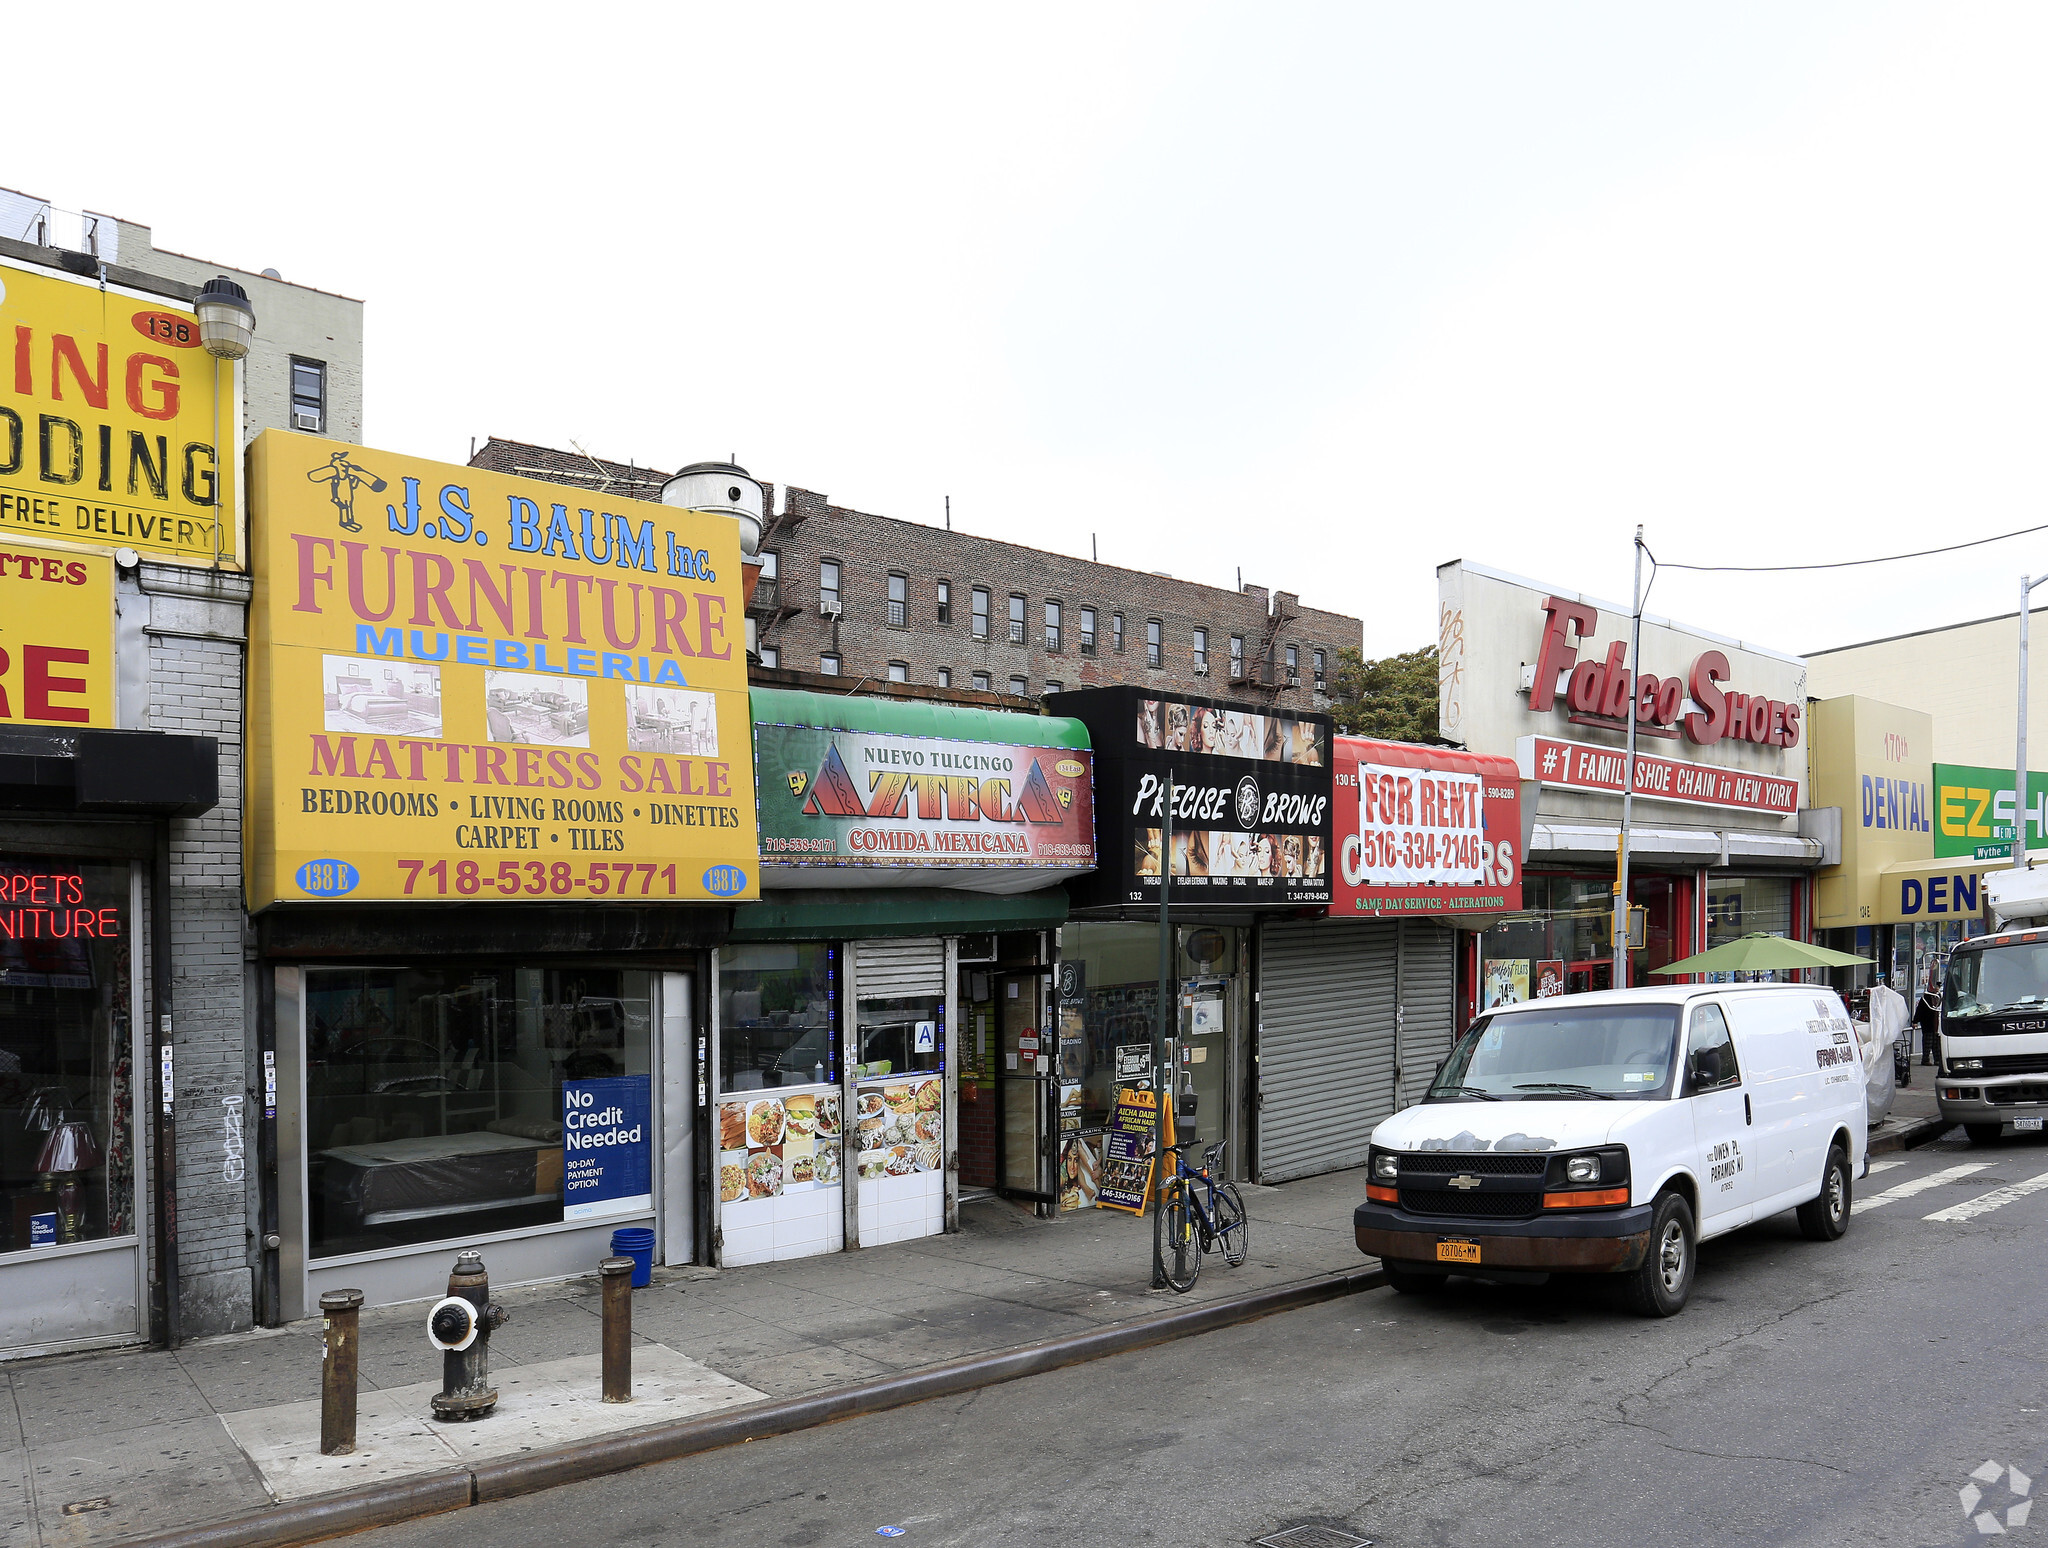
(994, 971), (1052, 1207)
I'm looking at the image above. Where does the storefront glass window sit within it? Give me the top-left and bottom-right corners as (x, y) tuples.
(1479, 875), (1618, 1004)
(856, 995), (942, 1078)
(719, 944), (837, 1091)
(1703, 876), (1794, 982)
(0, 860), (133, 1252)
(305, 965), (651, 1259)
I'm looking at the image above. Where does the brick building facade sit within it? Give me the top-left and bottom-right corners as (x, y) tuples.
(468, 438), (1363, 707)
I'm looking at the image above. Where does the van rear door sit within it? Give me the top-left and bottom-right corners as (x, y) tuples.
(1682, 1002), (1756, 1231)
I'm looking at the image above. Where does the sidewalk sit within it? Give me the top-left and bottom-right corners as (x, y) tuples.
(0, 1167), (1376, 1548)
(1870, 1072), (1953, 1153)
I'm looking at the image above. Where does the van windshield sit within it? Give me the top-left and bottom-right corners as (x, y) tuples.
(1428, 1005), (1681, 1101)
(1946, 941), (2048, 1022)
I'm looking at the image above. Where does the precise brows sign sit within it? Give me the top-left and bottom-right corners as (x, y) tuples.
(1046, 686), (1334, 910)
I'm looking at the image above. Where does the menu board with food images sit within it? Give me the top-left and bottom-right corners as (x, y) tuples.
(717, 1088), (843, 1210)
(853, 1074), (944, 1182)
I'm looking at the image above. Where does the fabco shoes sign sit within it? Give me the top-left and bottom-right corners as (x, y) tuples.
(1437, 561), (1807, 819)
(1526, 595), (1801, 749)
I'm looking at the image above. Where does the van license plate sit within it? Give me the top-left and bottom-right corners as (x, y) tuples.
(2016, 1117), (2045, 1132)
(1437, 1239), (1481, 1265)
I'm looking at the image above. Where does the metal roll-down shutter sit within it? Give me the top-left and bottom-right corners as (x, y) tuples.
(855, 937), (947, 1000)
(1256, 920), (1398, 1183)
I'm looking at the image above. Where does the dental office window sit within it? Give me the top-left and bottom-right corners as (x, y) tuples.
(304, 966), (652, 1259)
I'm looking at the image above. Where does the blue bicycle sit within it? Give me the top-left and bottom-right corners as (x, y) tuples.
(1154, 1139), (1249, 1292)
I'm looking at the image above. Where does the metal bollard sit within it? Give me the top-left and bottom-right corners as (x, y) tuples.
(319, 1288), (364, 1456)
(600, 1256), (633, 1403)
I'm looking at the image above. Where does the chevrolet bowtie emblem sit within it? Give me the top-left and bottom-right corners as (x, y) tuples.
(1447, 1174), (1483, 1191)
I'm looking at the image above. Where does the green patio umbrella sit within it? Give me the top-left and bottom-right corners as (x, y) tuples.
(1651, 932), (1872, 975)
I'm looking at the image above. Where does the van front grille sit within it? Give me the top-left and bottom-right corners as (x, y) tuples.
(1397, 1188), (1540, 1220)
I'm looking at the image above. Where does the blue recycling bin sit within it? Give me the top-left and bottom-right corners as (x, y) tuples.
(610, 1226), (655, 1288)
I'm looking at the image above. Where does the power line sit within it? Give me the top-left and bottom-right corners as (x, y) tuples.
(1650, 518), (2048, 575)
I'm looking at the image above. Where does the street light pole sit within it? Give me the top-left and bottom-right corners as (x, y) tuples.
(2018, 576), (2047, 868)
(1612, 527), (1646, 988)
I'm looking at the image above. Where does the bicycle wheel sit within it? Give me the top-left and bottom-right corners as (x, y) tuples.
(1155, 1177), (1202, 1293)
(1213, 1180), (1250, 1267)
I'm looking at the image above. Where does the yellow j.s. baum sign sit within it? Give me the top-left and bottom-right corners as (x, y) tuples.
(0, 258), (232, 567)
(246, 429), (759, 907)
(0, 538), (114, 728)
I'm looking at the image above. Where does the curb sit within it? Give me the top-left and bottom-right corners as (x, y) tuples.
(123, 1266), (1386, 1548)
(1870, 1114), (1953, 1155)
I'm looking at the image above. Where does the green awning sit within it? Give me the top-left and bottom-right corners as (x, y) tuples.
(749, 686), (1091, 749)
(726, 887), (1068, 942)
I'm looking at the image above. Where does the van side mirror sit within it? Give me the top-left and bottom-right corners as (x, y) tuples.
(1687, 1048), (1721, 1089)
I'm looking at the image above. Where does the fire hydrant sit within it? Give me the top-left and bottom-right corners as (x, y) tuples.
(427, 1250), (510, 1421)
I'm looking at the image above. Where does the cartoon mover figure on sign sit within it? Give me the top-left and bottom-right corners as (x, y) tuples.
(307, 452), (387, 533)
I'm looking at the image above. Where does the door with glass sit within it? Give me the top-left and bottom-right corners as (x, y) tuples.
(994, 971), (1052, 1204)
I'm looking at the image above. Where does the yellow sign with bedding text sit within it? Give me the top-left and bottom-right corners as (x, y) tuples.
(246, 430), (758, 907)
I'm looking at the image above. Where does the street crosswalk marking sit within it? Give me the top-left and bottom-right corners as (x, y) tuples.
(1867, 1157), (1908, 1176)
(1859, 1162), (1993, 1209)
(1924, 1169), (2048, 1223)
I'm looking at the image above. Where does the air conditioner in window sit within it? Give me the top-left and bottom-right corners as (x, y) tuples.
(1193, 662), (1210, 676)
(1287, 666), (1300, 682)
(292, 411), (321, 432)
(820, 598), (842, 617)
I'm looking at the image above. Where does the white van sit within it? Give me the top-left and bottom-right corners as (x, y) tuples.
(1353, 983), (1868, 1317)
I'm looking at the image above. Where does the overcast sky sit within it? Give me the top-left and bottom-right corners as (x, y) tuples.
(11, 3), (2045, 658)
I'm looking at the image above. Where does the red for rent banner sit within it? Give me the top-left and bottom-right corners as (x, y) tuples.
(1332, 737), (1522, 918)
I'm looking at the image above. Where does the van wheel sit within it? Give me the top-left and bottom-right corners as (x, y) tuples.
(1965, 1124), (2004, 1146)
(1618, 1192), (1694, 1318)
(1796, 1144), (1851, 1241)
(1382, 1260), (1448, 1295)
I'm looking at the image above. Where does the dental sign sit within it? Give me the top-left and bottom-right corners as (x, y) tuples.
(0, 259), (232, 567)
(1529, 596), (1801, 749)
(244, 429), (759, 908)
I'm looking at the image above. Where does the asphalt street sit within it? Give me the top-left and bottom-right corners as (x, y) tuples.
(353, 1130), (2048, 1548)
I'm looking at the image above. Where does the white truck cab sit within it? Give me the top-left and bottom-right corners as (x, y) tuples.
(1354, 983), (1867, 1316)
(1944, 867), (2048, 1143)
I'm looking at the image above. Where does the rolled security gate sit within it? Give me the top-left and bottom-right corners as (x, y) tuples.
(1395, 921), (1458, 1110)
(854, 938), (946, 1000)
(1256, 920), (1398, 1183)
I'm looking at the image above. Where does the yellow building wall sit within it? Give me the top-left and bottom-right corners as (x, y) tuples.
(1808, 695), (1934, 930)
(1806, 610), (2048, 769)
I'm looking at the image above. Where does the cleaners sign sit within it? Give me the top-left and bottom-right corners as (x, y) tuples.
(562, 1075), (651, 1221)
(244, 429), (759, 907)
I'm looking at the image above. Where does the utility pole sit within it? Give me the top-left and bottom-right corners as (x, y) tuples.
(2018, 576), (2047, 867)
(1151, 771), (1174, 1288)
(1612, 527), (1646, 988)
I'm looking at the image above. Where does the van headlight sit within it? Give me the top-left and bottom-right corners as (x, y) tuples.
(1564, 1154), (1601, 1185)
(1372, 1152), (1400, 1182)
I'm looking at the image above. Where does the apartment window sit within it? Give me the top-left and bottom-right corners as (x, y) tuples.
(1229, 635), (1245, 676)
(1045, 680), (1063, 695)
(1080, 608), (1097, 656)
(1008, 594), (1026, 645)
(888, 661), (908, 683)
(937, 581), (951, 625)
(760, 645), (779, 669)
(937, 667), (952, 688)
(971, 588), (990, 639)
(1044, 600), (1062, 652)
(887, 573), (908, 629)
(1146, 619), (1163, 670)
(1285, 644), (1299, 680)
(971, 671), (991, 692)
(1193, 628), (1209, 672)
(1112, 613), (1126, 654)
(820, 560), (842, 613)
(1009, 675), (1028, 696)
(820, 653), (841, 676)
(290, 358), (326, 433)
(759, 550), (780, 581)
(1313, 648), (1326, 685)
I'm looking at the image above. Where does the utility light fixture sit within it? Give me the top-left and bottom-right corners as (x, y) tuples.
(194, 275), (255, 360)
